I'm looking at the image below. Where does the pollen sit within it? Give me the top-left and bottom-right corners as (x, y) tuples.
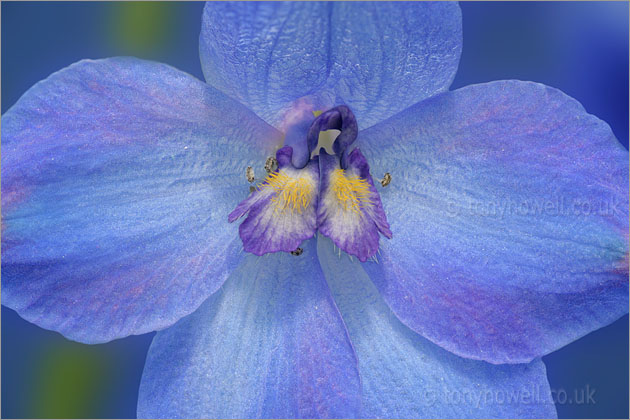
(331, 169), (373, 214)
(262, 171), (313, 214)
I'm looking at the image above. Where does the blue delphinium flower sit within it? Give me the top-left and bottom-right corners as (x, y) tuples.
(2, 2), (628, 418)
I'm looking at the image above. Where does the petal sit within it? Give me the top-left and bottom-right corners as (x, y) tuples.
(326, 1), (462, 129)
(282, 101), (319, 169)
(137, 239), (361, 419)
(200, 2), (331, 126)
(358, 80), (629, 363)
(317, 236), (557, 419)
(1, 57), (283, 344)
(229, 146), (320, 255)
(307, 106), (358, 162)
(199, 2), (462, 128)
(317, 150), (391, 262)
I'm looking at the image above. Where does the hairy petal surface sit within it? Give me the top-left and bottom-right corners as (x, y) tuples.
(359, 80), (629, 364)
(138, 239), (361, 419)
(317, 236), (557, 419)
(200, 1), (462, 128)
(1, 57), (282, 343)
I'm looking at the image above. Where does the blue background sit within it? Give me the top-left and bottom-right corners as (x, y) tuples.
(2, 2), (628, 418)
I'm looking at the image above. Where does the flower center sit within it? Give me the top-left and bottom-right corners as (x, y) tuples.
(229, 104), (392, 261)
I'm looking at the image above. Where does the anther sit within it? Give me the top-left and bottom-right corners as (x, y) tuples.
(380, 172), (392, 187)
(264, 157), (277, 173)
(246, 166), (255, 183)
(290, 247), (303, 256)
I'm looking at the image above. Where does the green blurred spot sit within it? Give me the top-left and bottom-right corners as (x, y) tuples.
(29, 343), (112, 419)
(107, 2), (176, 55)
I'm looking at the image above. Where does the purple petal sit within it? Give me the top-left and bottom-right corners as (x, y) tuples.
(199, 2), (462, 128)
(229, 146), (320, 255)
(317, 150), (391, 262)
(281, 103), (318, 169)
(138, 239), (361, 419)
(1, 57), (282, 343)
(307, 106), (358, 161)
(359, 80), (629, 363)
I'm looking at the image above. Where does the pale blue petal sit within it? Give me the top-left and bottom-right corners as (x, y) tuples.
(138, 239), (361, 419)
(199, 2), (462, 128)
(1, 57), (283, 343)
(359, 80), (629, 363)
(317, 236), (557, 419)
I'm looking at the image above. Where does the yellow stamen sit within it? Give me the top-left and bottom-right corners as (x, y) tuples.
(312, 110), (323, 117)
(261, 171), (313, 214)
(331, 169), (373, 214)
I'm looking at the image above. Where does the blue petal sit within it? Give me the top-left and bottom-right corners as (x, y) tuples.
(199, 2), (462, 128)
(326, 1), (462, 129)
(317, 236), (557, 419)
(137, 239), (361, 419)
(200, 2), (331, 127)
(358, 80), (629, 363)
(1, 57), (283, 344)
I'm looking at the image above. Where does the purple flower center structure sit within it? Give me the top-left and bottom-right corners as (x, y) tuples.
(229, 105), (392, 262)
(1, 2), (628, 419)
